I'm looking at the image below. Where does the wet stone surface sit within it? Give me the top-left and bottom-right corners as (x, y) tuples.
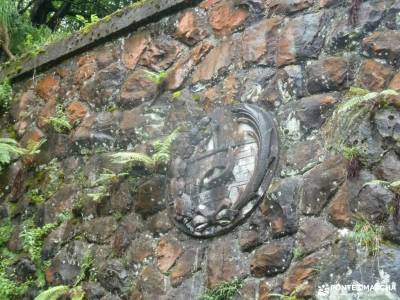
(3, 0), (400, 299)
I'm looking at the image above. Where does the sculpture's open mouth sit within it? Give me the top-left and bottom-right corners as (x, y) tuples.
(167, 104), (280, 237)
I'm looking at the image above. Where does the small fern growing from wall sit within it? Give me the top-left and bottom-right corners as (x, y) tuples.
(323, 88), (399, 151)
(110, 128), (180, 171)
(48, 104), (72, 133)
(0, 138), (27, 171)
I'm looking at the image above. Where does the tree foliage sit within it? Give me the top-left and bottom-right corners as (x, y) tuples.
(0, 0), (140, 60)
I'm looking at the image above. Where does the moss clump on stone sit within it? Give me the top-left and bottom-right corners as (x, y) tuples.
(323, 88), (399, 151)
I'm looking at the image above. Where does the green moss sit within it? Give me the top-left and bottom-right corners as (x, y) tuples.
(342, 146), (361, 161)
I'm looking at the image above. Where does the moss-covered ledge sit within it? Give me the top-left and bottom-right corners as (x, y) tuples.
(0, 0), (193, 82)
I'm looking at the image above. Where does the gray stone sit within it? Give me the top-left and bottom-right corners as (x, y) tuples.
(263, 176), (302, 237)
(97, 259), (132, 295)
(82, 216), (118, 244)
(374, 151), (400, 182)
(297, 218), (336, 255)
(353, 182), (395, 223)
(300, 156), (346, 215)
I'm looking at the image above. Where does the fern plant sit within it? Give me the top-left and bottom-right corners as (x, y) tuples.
(110, 128), (180, 171)
(48, 104), (72, 133)
(323, 88), (399, 151)
(20, 220), (58, 264)
(0, 137), (27, 171)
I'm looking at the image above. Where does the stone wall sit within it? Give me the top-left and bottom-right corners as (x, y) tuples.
(1, 0), (400, 299)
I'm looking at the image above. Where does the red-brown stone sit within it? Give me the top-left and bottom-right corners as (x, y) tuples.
(241, 17), (282, 64)
(155, 238), (183, 273)
(389, 73), (400, 91)
(66, 101), (88, 124)
(199, 0), (220, 10)
(120, 70), (158, 108)
(176, 11), (208, 45)
(362, 31), (400, 65)
(207, 237), (248, 288)
(208, 1), (249, 36)
(192, 40), (235, 83)
(140, 37), (183, 71)
(36, 75), (60, 101)
(283, 257), (318, 297)
(170, 248), (199, 287)
(357, 59), (393, 91)
(166, 41), (213, 90)
(74, 56), (97, 83)
(250, 241), (293, 277)
(328, 182), (353, 227)
(122, 32), (150, 70)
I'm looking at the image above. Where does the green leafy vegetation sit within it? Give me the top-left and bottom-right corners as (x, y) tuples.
(48, 104), (72, 133)
(78, 14), (100, 34)
(34, 285), (69, 300)
(0, 137), (27, 171)
(27, 188), (45, 205)
(92, 169), (128, 186)
(350, 217), (383, 256)
(292, 247), (305, 259)
(110, 128), (180, 171)
(363, 180), (400, 193)
(0, 80), (12, 110)
(324, 88), (399, 151)
(75, 252), (96, 286)
(0, 0), (143, 62)
(342, 145), (362, 178)
(144, 69), (168, 85)
(342, 146), (361, 161)
(33, 285), (85, 300)
(0, 219), (13, 247)
(172, 90), (182, 100)
(200, 278), (243, 300)
(269, 291), (299, 300)
(20, 219), (58, 264)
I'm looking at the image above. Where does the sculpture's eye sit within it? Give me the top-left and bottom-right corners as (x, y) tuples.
(167, 104), (279, 237)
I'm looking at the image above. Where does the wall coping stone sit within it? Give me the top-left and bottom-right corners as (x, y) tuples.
(0, 0), (194, 82)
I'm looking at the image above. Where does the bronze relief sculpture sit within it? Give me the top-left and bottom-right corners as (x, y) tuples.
(167, 104), (279, 237)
